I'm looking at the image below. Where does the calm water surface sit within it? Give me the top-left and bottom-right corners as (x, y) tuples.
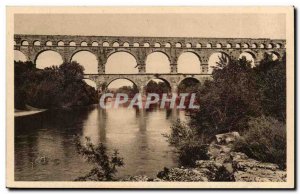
(15, 104), (186, 181)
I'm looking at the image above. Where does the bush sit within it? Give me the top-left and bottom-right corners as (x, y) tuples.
(166, 120), (209, 167)
(74, 136), (124, 181)
(214, 166), (235, 181)
(233, 116), (286, 169)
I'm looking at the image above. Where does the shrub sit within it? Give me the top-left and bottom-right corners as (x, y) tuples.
(74, 136), (124, 181)
(214, 166), (235, 181)
(166, 120), (209, 167)
(233, 116), (286, 169)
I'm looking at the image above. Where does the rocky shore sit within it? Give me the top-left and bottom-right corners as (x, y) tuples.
(121, 132), (286, 182)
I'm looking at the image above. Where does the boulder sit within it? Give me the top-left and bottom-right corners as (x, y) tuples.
(157, 167), (211, 182)
(215, 132), (240, 144)
(231, 152), (286, 182)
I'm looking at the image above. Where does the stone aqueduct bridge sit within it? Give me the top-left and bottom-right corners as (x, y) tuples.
(14, 34), (286, 93)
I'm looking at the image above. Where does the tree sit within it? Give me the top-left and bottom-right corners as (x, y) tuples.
(75, 136), (124, 181)
(145, 80), (170, 97)
(189, 57), (262, 138)
(115, 85), (138, 98)
(254, 53), (286, 121)
(14, 61), (99, 109)
(167, 53), (287, 167)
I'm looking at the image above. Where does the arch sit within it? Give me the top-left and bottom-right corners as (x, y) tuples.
(57, 41), (64, 46)
(69, 41), (76, 46)
(235, 43), (241, 48)
(177, 52), (201, 73)
(71, 50), (98, 74)
(105, 51), (138, 74)
(154, 42), (161, 47)
(266, 51), (280, 61)
(92, 41), (99, 47)
(46, 41), (53, 46)
(106, 78), (139, 98)
(145, 51), (171, 73)
(103, 41), (109, 47)
(251, 43), (257, 48)
(113, 42), (120, 47)
(133, 42), (140, 47)
(145, 78), (171, 95)
(276, 43), (282, 49)
(14, 50), (27, 62)
(196, 43), (202, 48)
(259, 43), (265, 48)
(239, 51), (256, 67)
(175, 43), (182, 48)
(177, 77), (201, 93)
(267, 43), (273, 49)
(186, 43), (192, 48)
(33, 40), (41, 46)
(206, 43), (212, 48)
(243, 43), (249, 48)
(106, 77), (138, 89)
(83, 79), (97, 89)
(123, 42), (130, 47)
(208, 52), (230, 73)
(81, 41), (88, 46)
(178, 77), (200, 86)
(21, 40), (29, 46)
(216, 43), (222, 48)
(144, 42), (150, 47)
(226, 43), (232, 48)
(165, 42), (171, 47)
(35, 50), (63, 69)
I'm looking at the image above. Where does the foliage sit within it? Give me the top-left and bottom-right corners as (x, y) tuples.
(189, 57), (262, 137)
(233, 116), (286, 169)
(14, 61), (98, 109)
(166, 120), (209, 166)
(75, 136), (124, 181)
(115, 85), (138, 98)
(145, 80), (170, 96)
(177, 78), (201, 94)
(254, 53), (286, 121)
(214, 166), (235, 181)
(167, 53), (287, 167)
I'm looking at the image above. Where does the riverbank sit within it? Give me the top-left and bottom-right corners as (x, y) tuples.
(120, 132), (286, 182)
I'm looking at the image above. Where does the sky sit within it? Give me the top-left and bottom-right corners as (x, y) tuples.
(15, 13), (286, 38)
(14, 13), (286, 88)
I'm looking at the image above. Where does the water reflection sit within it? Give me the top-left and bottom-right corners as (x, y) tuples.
(15, 105), (187, 181)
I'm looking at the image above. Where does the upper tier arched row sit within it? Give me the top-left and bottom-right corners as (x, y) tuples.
(14, 34), (285, 49)
(14, 34), (286, 74)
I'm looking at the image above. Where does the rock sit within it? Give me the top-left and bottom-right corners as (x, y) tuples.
(120, 141), (286, 182)
(215, 132), (240, 144)
(196, 160), (220, 169)
(121, 175), (151, 181)
(157, 167), (210, 182)
(234, 170), (286, 182)
(230, 152), (248, 160)
(231, 152), (286, 182)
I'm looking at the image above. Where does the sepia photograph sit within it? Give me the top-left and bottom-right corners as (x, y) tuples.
(6, 6), (294, 189)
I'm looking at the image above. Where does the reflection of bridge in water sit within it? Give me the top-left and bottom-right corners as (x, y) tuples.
(14, 34), (286, 92)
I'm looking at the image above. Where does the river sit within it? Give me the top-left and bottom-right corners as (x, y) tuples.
(14, 104), (187, 181)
